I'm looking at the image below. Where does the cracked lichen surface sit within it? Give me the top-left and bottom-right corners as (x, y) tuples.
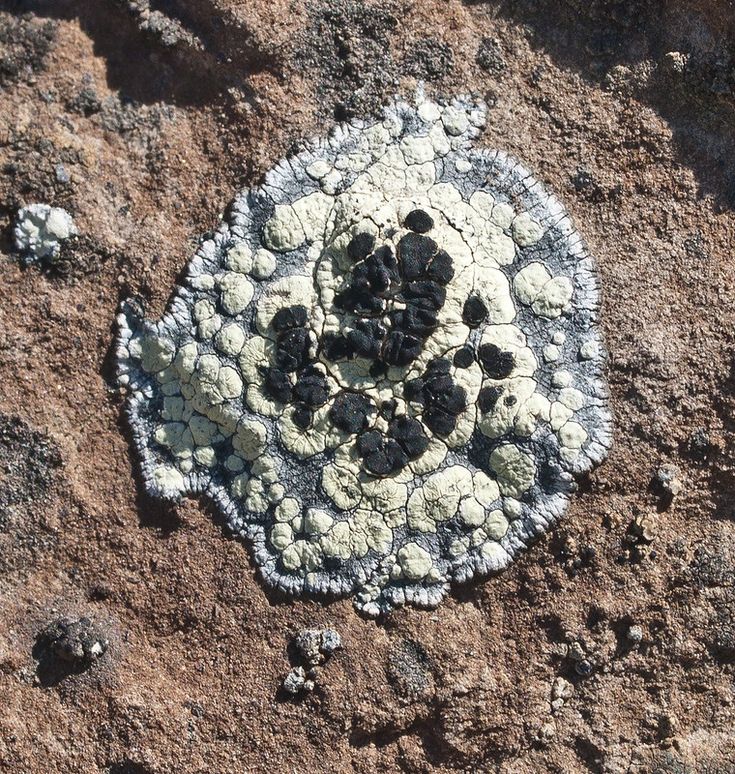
(116, 94), (612, 615)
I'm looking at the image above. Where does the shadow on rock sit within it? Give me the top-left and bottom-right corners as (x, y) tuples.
(0, 0), (275, 108)
(467, 0), (735, 209)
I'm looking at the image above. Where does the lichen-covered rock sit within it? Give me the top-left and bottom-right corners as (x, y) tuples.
(116, 92), (612, 615)
(295, 627), (342, 666)
(282, 665), (310, 695)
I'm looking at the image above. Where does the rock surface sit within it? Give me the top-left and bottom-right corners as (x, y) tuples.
(0, 1), (734, 772)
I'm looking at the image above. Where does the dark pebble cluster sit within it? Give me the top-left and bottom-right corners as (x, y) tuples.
(405, 358), (467, 438)
(326, 209), (454, 375)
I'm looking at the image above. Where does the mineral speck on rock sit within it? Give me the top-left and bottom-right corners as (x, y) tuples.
(630, 512), (658, 544)
(574, 659), (593, 677)
(653, 463), (682, 501)
(41, 616), (108, 663)
(476, 37), (506, 74)
(687, 427), (714, 460)
(35, 616), (109, 676)
(550, 675), (574, 711)
(552, 676), (574, 701)
(660, 51), (689, 76)
(387, 638), (433, 699)
(567, 640), (594, 677)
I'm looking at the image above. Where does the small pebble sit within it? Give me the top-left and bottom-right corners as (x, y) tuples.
(283, 666), (307, 695)
(661, 51), (688, 75)
(568, 641), (586, 662)
(575, 659), (593, 677)
(37, 616), (108, 667)
(688, 428), (714, 460)
(320, 628), (342, 656)
(631, 512), (657, 543)
(295, 629), (323, 666)
(283, 627), (342, 695)
(538, 721), (556, 742)
(14, 203), (77, 264)
(552, 676), (574, 701)
(654, 463), (682, 498)
(54, 163), (70, 184)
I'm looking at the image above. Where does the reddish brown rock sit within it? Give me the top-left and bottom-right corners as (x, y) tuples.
(0, 1), (734, 771)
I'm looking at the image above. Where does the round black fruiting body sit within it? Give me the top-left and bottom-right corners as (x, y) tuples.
(462, 294), (488, 328)
(403, 208), (434, 233)
(478, 385), (502, 413)
(453, 345), (475, 369)
(478, 343), (515, 379)
(329, 392), (374, 434)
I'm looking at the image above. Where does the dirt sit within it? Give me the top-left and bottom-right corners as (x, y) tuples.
(0, 0), (734, 772)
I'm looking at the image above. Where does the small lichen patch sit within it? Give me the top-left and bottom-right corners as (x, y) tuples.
(14, 203), (77, 264)
(116, 93), (612, 615)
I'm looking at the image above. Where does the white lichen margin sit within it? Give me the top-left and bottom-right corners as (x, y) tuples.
(116, 92), (612, 616)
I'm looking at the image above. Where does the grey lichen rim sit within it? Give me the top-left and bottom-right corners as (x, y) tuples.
(116, 92), (612, 616)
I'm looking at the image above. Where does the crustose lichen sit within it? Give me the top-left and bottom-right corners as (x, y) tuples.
(116, 93), (612, 615)
(14, 203), (77, 265)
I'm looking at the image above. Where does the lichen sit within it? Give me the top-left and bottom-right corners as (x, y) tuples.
(14, 203), (77, 264)
(116, 92), (612, 615)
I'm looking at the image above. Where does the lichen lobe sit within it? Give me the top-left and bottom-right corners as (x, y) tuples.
(116, 93), (612, 615)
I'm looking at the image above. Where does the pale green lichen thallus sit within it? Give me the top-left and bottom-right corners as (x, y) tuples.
(116, 93), (612, 615)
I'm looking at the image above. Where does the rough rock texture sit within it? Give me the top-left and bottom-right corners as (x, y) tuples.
(0, 1), (734, 772)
